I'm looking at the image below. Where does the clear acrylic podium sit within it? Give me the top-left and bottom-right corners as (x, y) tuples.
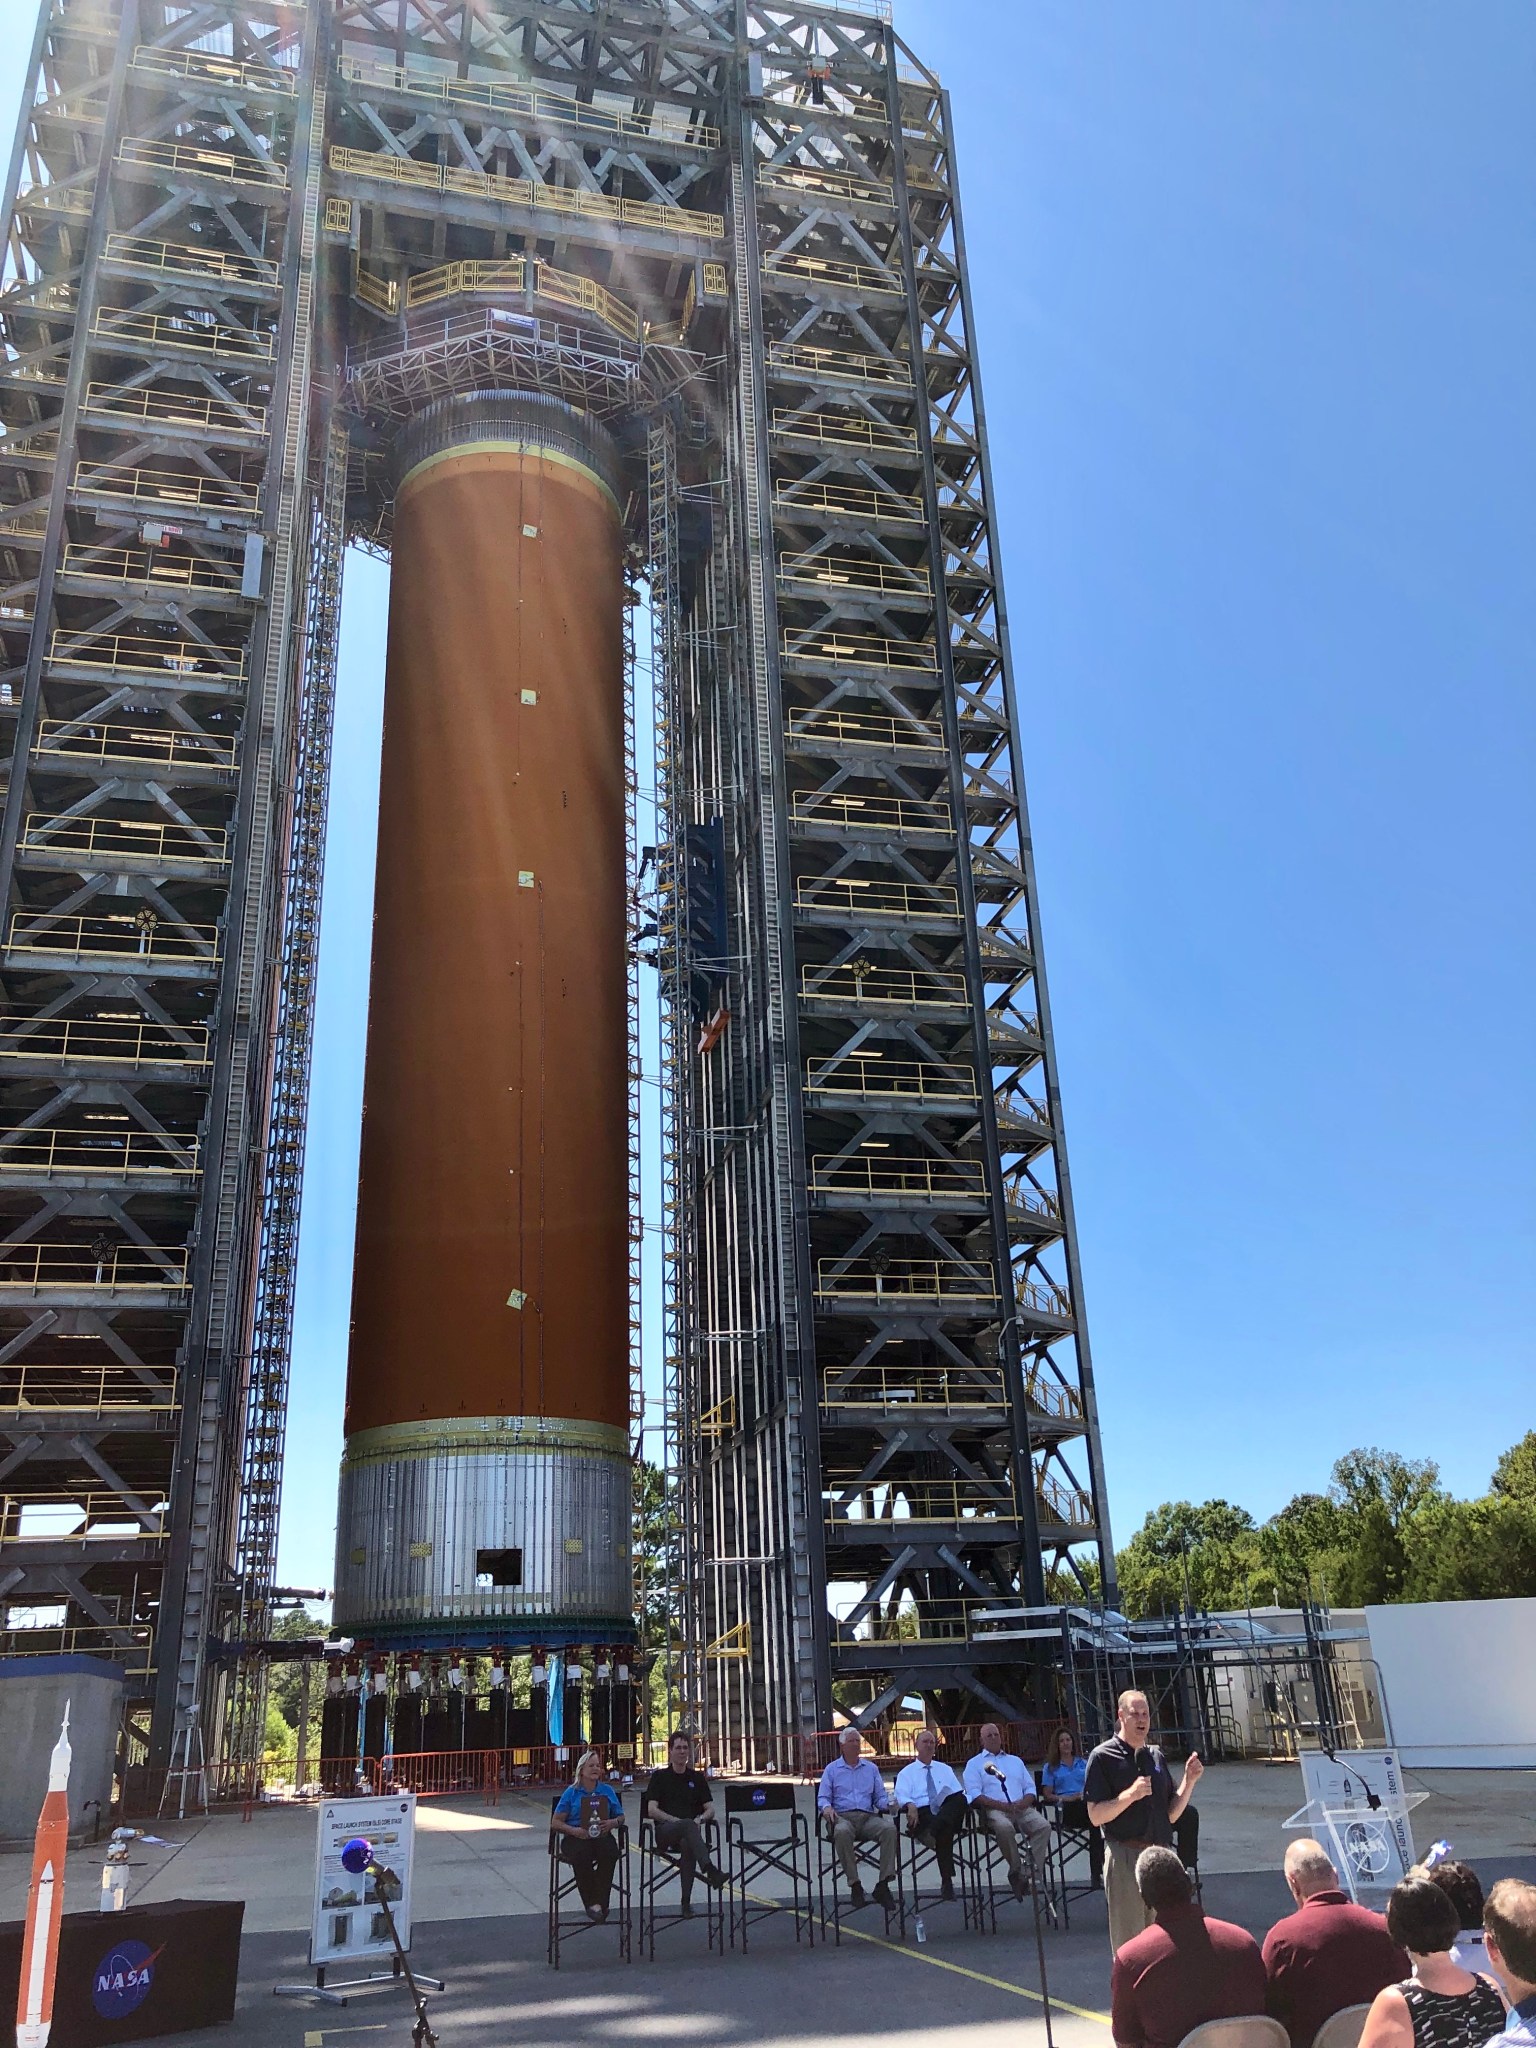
(1284, 1750), (1428, 1902)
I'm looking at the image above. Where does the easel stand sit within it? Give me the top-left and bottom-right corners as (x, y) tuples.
(276, 1869), (444, 2038)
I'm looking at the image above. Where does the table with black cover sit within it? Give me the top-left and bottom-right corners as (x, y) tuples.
(0, 1896), (243, 2043)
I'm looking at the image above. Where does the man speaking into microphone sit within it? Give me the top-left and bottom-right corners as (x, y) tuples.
(1086, 1689), (1203, 1955)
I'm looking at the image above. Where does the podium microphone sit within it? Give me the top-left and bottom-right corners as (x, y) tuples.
(339, 1839), (438, 2046)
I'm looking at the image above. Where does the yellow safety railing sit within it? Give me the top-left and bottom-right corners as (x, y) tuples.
(6, 912), (220, 963)
(328, 145), (724, 239)
(73, 461), (261, 513)
(0, 1243), (190, 1292)
(21, 813), (229, 867)
(794, 876), (961, 924)
(806, 1054), (976, 1103)
(0, 1127), (199, 1178)
(810, 1154), (985, 1202)
(815, 1257), (998, 1303)
(771, 407), (917, 452)
(781, 628), (936, 672)
(827, 1478), (1015, 1523)
(0, 511), (49, 538)
(0, 1016), (211, 1069)
(0, 1490), (170, 1539)
(1, 281), (76, 313)
(1036, 1471), (1096, 1530)
(84, 382), (267, 436)
(103, 234), (275, 287)
(785, 706), (945, 752)
(403, 256), (521, 309)
(1024, 1369), (1083, 1422)
(337, 55), (721, 151)
(92, 307), (274, 361)
(996, 1086), (1051, 1129)
(775, 478), (925, 524)
(778, 552), (930, 596)
(354, 265), (399, 314)
(60, 546), (244, 594)
(46, 630), (246, 683)
(764, 250), (901, 297)
(0, 1622), (154, 1673)
(1015, 1277), (1073, 1323)
(131, 44), (298, 94)
(821, 1364), (1004, 1414)
(800, 963), (967, 1010)
(791, 791), (950, 835)
(37, 718), (237, 770)
(767, 339), (913, 386)
(116, 135), (288, 189)
(758, 161), (892, 204)
(1003, 1177), (1060, 1224)
(1, 1363), (177, 1411)
(533, 260), (642, 341)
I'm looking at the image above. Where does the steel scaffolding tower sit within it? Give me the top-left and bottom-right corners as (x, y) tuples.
(0, 0), (1115, 1772)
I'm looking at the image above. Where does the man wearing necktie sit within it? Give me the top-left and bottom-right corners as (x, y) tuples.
(894, 1727), (968, 1903)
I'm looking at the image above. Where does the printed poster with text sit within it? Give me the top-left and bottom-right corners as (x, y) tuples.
(308, 1793), (416, 1966)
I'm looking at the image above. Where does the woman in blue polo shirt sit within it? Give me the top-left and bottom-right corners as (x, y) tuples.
(552, 1751), (625, 1920)
(1040, 1727), (1103, 1888)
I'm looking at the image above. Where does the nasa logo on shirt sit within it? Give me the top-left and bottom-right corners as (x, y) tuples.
(92, 1938), (162, 2018)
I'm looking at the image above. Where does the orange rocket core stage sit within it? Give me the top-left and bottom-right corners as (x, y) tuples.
(344, 436), (629, 1443)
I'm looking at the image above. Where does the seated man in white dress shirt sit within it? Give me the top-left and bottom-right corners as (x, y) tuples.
(963, 1720), (1050, 1900)
(893, 1727), (968, 1903)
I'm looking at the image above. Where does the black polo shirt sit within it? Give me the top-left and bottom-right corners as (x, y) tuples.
(1084, 1735), (1174, 1845)
(646, 1765), (712, 1821)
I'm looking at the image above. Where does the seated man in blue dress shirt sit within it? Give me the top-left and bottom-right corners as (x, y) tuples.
(817, 1724), (897, 1910)
(893, 1726), (968, 1903)
(964, 1721), (1050, 1900)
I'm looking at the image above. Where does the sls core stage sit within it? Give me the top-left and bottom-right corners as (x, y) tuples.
(0, 0), (1117, 1781)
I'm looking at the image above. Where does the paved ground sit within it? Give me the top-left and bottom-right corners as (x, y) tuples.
(2, 1764), (1532, 2048)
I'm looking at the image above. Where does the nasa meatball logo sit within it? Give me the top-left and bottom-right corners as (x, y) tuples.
(92, 1938), (163, 2018)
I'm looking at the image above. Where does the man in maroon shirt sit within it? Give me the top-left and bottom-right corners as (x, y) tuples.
(1112, 1847), (1268, 2048)
(1263, 1839), (1408, 2048)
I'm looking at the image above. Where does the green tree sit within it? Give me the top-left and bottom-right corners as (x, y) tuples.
(1325, 1449), (1446, 1605)
(1255, 1493), (1347, 1605)
(1115, 1500), (1260, 1618)
(1403, 1495), (1536, 1601)
(268, 1606), (325, 1730)
(1491, 1431), (1536, 1506)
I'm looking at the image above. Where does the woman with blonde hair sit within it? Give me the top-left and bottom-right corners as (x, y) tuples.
(551, 1750), (624, 1920)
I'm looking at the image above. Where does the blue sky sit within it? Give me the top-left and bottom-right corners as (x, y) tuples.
(3, 3), (1530, 1595)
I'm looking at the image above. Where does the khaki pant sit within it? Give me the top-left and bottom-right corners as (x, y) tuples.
(831, 1809), (897, 1888)
(1104, 1837), (1153, 1954)
(981, 1802), (1051, 1880)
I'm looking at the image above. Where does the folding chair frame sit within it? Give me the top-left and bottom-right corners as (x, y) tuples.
(637, 1791), (725, 1959)
(901, 1805), (988, 1934)
(547, 1804), (632, 1968)
(724, 1783), (816, 1951)
(817, 1808), (905, 1943)
(969, 1803), (1060, 1933)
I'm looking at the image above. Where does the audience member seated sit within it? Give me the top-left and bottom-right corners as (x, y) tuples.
(551, 1750), (625, 1921)
(1110, 1844), (1267, 2048)
(1041, 1726), (1103, 1888)
(1263, 1838), (1408, 2048)
(1484, 1879), (1536, 2048)
(964, 1720), (1051, 1901)
(817, 1725), (897, 1911)
(1415, 1858), (1488, 1977)
(1356, 1876), (1505, 2048)
(894, 1727), (968, 1904)
(645, 1730), (726, 1918)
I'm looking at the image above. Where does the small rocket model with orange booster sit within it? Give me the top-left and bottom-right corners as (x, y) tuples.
(16, 1703), (71, 2048)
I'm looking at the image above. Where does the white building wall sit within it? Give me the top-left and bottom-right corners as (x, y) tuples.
(1365, 1598), (1536, 1768)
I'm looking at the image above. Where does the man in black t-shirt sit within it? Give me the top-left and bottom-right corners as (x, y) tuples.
(1085, 1689), (1204, 1956)
(645, 1731), (726, 1915)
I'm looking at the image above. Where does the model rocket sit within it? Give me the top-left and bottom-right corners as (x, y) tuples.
(16, 1702), (71, 2048)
